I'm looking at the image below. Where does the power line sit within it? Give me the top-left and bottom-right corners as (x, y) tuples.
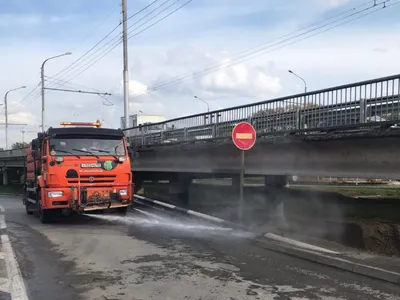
(12, 0), (395, 117)
(43, 87), (111, 95)
(44, 76), (106, 93)
(138, 0), (396, 95)
(49, 0), (187, 89)
(9, 0), (191, 114)
(46, 0), (162, 87)
(73, 3), (120, 48)
(141, 0), (374, 92)
(12, 1), (160, 112)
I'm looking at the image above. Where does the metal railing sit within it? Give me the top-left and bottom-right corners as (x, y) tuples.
(1, 74), (399, 158)
(0, 148), (27, 159)
(123, 74), (400, 147)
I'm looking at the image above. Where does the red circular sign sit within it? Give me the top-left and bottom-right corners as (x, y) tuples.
(232, 122), (256, 150)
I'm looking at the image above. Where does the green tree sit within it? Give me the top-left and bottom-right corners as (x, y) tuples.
(11, 142), (29, 149)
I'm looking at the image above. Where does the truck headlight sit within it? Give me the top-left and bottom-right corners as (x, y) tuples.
(119, 189), (128, 196)
(48, 191), (63, 198)
(118, 156), (126, 162)
(55, 156), (64, 162)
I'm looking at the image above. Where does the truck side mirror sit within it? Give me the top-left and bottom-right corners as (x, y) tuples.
(37, 132), (45, 140)
(32, 150), (39, 158)
(31, 139), (39, 150)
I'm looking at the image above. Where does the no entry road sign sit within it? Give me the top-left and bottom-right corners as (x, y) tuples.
(232, 122), (256, 150)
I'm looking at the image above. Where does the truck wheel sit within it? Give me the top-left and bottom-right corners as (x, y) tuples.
(24, 190), (33, 215)
(25, 201), (33, 215)
(116, 206), (128, 215)
(37, 199), (53, 224)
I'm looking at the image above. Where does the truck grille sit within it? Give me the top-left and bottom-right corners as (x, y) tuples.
(67, 175), (116, 184)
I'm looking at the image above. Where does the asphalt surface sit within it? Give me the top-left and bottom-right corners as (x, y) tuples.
(1, 195), (400, 300)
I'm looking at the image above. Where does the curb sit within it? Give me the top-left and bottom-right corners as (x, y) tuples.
(256, 235), (400, 285)
(134, 194), (400, 285)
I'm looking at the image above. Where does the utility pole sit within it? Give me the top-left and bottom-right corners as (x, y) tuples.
(122, 0), (130, 129)
(20, 126), (36, 143)
(0, 122), (27, 149)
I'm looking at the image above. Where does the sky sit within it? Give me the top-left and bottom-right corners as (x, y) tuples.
(0, 0), (399, 148)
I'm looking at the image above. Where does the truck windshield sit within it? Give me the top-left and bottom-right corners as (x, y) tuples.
(49, 137), (125, 156)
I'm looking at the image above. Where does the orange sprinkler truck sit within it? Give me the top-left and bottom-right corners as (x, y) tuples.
(23, 121), (133, 223)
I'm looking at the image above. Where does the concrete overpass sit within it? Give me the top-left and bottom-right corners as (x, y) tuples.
(123, 73), (400, 193)
(0, 148), (25, 185)
(1, 74), (400, 188)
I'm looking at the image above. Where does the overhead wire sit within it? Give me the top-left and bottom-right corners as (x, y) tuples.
(135, 0), (397, 96)
(8, 3), (122, 114)
(8, 0), (166, 114)
(13, 0), (193, 118)
(11, 0), (397, 116)
(49, 0), (191, 89)
(46, 0), (162, 87)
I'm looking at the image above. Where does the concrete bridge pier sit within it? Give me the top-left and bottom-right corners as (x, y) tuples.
(232, 174), (288, 215)
(263, 175), (288, 212)
(2, 168), (9, 186)
(168, 174), (193, 206)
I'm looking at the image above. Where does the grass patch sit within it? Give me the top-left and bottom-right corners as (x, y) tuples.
(0, 184), (23, 194)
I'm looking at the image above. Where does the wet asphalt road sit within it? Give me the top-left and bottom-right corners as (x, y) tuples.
(1, 195), (400, 300)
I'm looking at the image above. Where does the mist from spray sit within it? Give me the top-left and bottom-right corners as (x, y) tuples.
(83, 208), (254, 239)
(182, 179), (347, 243)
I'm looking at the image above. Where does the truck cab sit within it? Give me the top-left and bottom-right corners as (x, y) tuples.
(23, 121), (133, 223)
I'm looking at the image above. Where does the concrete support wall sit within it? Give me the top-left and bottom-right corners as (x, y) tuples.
(168, 174), (193, 205)
(2, 168), (9, 186)
(263, 175), (288, 214)
(131, 135), (400, 179)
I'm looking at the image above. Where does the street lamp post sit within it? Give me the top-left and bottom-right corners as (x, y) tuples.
(4, 86), (27, 149)
(194, 95), (210, 112)
(288, 70), (307, 93)
(41, 52), (72, 132)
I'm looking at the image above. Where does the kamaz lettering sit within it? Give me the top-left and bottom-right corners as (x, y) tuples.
(81, 163), (102, 168)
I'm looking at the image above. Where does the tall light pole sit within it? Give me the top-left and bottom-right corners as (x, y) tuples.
(122, 0), (130, 129)
(4, 86), (26, 149)
(288, 70), (307, 93)
(41, 52), (71, 132)
(194, 95), (210, 112)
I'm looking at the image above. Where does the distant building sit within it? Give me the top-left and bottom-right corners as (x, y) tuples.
(120, 114), (167, 137)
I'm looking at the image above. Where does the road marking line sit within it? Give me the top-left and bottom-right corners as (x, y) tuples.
(0, 277), (10, 293)
(0, 215), (6, 229)
(1, 235), (29, 300)
(0, 252), (4, 259)
(0, 206), (4, 213)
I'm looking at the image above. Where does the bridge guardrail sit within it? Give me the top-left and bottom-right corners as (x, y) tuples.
(0, 148), (27, 158)
(124, 74), (400, 147)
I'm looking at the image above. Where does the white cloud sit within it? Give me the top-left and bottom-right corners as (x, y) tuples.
(198, 62), (282, 97)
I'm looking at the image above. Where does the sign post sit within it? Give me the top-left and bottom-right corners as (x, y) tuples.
(232, 122), (256, 223)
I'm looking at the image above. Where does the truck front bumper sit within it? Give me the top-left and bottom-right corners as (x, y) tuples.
(44, 186), (132, 211)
